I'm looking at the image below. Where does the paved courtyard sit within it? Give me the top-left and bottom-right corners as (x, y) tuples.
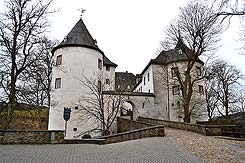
(0, 137), (204, 163)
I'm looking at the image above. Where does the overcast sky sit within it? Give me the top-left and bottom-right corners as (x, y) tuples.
(2, 0), (245, 75)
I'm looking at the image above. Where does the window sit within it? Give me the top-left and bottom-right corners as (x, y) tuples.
(98, 59), (102, 69)
(177, 101), (180, 111)
(98, 80), (102, 92)
(56, 55), (62, 65)
(147, 73), (150, 81)
(199, 85), (204, 94)
(148, 89), (150, 93)
(106, 79), (110, 85)
(172, 86), (180, 95)
(196, 66), (201, 76)
(127, 85), (131, 89)
(144, 77), (146, 85)
(106, 65), (110, 71)
(171, 67), (178, 77)
(55, 78), (61, 89)
(75, 106), (78, 110)
(178, 49), (182, 55)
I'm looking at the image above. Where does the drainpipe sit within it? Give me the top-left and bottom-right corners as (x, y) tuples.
(167, 67), (170, 120)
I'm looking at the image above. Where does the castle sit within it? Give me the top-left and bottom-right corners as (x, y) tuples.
(48, 17), (207, 139)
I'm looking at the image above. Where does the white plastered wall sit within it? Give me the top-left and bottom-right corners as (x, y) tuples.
(48, 46), (104, 139)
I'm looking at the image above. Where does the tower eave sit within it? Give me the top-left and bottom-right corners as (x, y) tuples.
(51, 44), (104, 55)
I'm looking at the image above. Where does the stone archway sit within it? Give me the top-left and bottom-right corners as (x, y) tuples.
(120, 101), (135, 120)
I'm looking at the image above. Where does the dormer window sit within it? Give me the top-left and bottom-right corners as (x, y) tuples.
(178, 49), (182, 55)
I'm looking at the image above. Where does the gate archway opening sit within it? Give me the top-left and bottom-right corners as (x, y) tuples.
(120, 101), (135, 120)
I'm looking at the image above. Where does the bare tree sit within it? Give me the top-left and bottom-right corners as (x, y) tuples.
(234, 85), (245, 112)
(17, 37), (56, 107)
(205, 65), (220, 119)
(0, 0), (54, 128)
(206, 60), (243, 117)
(160, 2), (222, 122)
(77, 74), (125, 136)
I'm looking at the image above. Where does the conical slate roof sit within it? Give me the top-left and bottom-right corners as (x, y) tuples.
(60, 19), (99, 48)
(52, 18), (117, 67)
(52, 18), (103, 54)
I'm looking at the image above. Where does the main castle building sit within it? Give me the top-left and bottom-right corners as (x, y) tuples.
(48, 17), (207, 139)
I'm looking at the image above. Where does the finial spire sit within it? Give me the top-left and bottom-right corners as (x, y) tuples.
(177, 29), (181, 39)
(78, 8), (86, 18)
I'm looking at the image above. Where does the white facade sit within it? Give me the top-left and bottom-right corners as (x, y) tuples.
(48, 46), (106, 139)
(135, 60), (207, 122)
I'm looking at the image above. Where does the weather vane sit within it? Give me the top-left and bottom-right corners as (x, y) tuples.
(78, 8), (86, 18)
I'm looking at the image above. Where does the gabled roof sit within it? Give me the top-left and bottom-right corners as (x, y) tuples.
(140, 39), (204, 75)
(52, 18), (103, 54)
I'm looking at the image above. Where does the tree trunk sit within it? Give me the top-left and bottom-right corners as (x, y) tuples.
(183, 100), (191, 123)
(6, 74), (16, 129)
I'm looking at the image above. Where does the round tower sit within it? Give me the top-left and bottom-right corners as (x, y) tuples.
(48, 18), (116, 139)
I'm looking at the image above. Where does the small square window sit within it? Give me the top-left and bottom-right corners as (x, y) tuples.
(55, 78), (61, 89)
(56, 55), (62, 65)
(172, 86), (180, 95)
(106, 79), (110, 85)
(98, 59), (102, 69)
(106, 65), (110, 71)
(199, 85), (204, 94)
(171, 67), (178, 77)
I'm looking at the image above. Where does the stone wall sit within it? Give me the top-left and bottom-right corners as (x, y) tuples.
(117, 117), (154, 133)
(0, 130), (64, 144)
(137, 116), (230, 136)
(99, 125), (165, 144)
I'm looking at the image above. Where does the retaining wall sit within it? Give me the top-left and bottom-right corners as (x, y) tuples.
(137, 116), (239, 136)
(0, 130), (64, 144)
(99, 125), (165, 144)
(117, 117), (154, 133)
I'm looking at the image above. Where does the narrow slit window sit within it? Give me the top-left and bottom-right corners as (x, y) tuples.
(196, 66), (202, 76)
(199, 85), (204, 94)
(106, 79), (110, 85)
(98, 59), (102, 69)
(56, 55), (62, 65)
